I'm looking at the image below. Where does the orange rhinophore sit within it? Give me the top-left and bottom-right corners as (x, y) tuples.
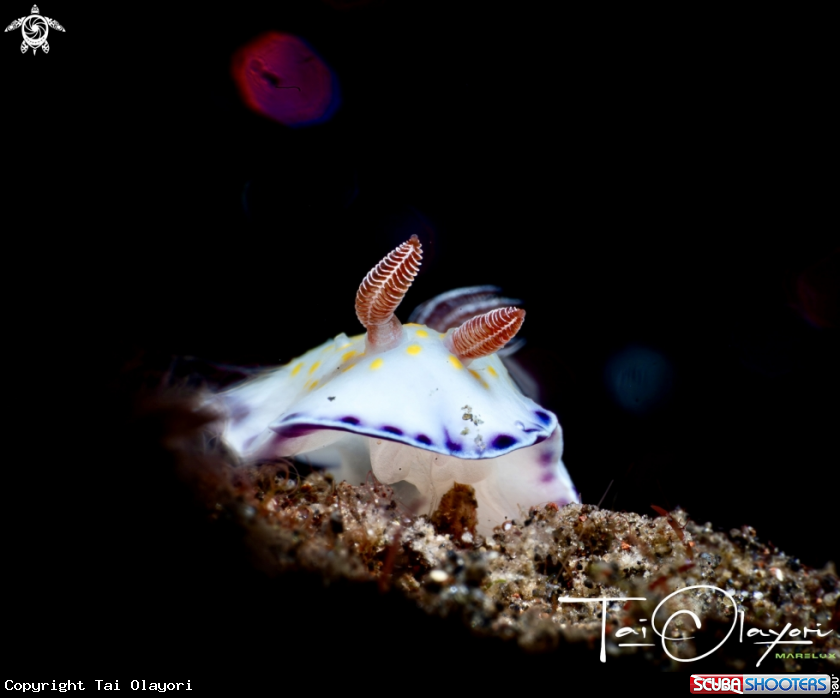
(447, 307), (526, 362)
(355, 234), (422, 351)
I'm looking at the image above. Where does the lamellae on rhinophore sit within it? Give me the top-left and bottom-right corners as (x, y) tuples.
(231, 32), (340, 127)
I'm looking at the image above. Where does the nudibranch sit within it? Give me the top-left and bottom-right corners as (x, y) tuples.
(213, 236), (578, 536)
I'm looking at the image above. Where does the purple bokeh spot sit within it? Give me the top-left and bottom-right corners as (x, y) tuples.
(415, 434), (433, 446)
(340, 416), (360, 425)
(382, 426), (404, 436)
(231, 32), (340, 127)
(540, 472), (556, 483)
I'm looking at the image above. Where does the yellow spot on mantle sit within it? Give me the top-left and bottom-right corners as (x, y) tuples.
(309, 380), (318, 390)
(415, 329), (429, 338)
(308, 361), (321, 375)
(406, 344), (422, 355)
(370, 358), (384, 370)
(342, 363), (356, 373)
(469, 369), (489, 389)
(487, 366), (498, 378)
(341, 350), (357, 362)
(291, 363), (303, 376)
(448, 355), (463, 370)
(404, 323), (420, 328)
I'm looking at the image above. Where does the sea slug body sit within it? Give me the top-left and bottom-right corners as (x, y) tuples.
(212, 236), (578, 535)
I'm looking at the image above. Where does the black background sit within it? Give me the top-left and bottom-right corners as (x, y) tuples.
(4, 1), (836, 683)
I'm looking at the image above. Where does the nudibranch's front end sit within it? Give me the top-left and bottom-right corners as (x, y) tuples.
(214, 235), (578, 536)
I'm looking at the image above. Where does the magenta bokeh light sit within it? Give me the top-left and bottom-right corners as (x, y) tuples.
(231, 32), (339, 127)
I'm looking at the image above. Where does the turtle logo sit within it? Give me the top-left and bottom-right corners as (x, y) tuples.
(4, 5), (65, 55)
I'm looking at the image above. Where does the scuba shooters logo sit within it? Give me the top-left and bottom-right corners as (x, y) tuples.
(4, 5), (65, 54)
(689, 674), (838, 694)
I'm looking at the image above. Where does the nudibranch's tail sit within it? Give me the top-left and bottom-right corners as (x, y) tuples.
(446, 307), (525, 361)
(355, 235), (423, 351)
